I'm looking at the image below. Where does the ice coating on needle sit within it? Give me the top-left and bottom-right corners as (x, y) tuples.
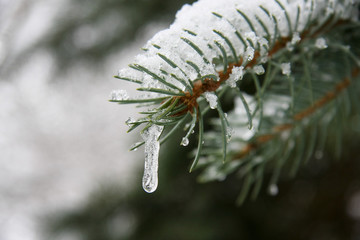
(110, 90), (129, 101)
(141, 124), (164, 193)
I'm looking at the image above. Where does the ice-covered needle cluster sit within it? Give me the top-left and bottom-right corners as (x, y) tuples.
(111, 0), (359, 193)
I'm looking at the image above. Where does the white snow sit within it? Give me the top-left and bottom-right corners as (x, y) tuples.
(115, 0), (359, 98)
(112, 0), (360, 196)
(291, 32), (301, 45)
(227, 66), (244, 88)
(204, 91), (218, 109)
(253, 65), (265, 75)
(281, 62), (291, 76)
(244, 46), (255, 61)
(141, 124), (164, 193)
(315, 37), (328, 49)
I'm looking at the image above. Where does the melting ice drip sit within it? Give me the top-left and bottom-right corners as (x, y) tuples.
(141, 124), (164, 193)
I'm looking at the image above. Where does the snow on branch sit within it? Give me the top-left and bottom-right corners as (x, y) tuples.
(110, 0), (360, 194)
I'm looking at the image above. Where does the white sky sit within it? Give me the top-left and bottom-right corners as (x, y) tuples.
(0, 1), (168, 239)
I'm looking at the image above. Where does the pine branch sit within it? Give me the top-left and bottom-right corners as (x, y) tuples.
(110, 0), (360, 198)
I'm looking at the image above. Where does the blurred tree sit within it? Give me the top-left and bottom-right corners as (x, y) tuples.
(46, 133), (360, 240)
(2, 0), (196, 74)
(44, 1), (360, 240)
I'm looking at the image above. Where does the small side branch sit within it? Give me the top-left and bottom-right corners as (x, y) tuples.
(234, 67), (360, 160)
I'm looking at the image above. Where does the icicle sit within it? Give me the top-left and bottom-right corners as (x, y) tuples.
(141, 124), (164, 193)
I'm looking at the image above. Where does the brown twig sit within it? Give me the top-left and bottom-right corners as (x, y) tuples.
(174, 19), (349, 116)
(233, 67), (360, 160)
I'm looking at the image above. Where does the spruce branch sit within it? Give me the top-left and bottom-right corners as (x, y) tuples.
(110, 0), (360, 198)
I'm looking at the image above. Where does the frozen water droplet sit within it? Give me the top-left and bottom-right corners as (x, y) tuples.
(181, 137), (189, 146)
(226, 66), (244, 88)
(126, 117), (134, 127)
(141, 124), (164, 193)
(268, 184), (279, 196)
(204, 92), (218, 109)
(315, 37), (328, 49)
(281, 63), (291, 76)
(130, 142), (142, 151)
(253, 65), (265, 75)
(244, 46), (255, 61)
(226, 126), (234, 143)
(110, 89), (129, 101)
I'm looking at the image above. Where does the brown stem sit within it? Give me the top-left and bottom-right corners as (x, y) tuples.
(233, 67), (360, 160)
(174, 19), (349, 116)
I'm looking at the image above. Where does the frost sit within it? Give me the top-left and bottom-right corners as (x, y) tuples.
(141, 124), (164, 193)
(315, 37), (328, 49)
(287, 32), (301, 51)
(253, 65), (265, 75)
(259, 37), (269, 55)
(281, 63), (291, 76)
(245, 31), (258, 45)
(181, 137), (189, 146)
(204, 92), (218, 109)
(291, 32), (301, 45)
(226, 66), (244, 88)
(244, 46), (255, 61)
(110, 90), (129, 101)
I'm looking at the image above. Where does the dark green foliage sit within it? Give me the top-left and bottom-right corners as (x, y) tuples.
(46, 133), (360, 240)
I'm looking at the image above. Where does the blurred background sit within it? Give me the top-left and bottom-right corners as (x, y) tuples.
(1, 1), (360, 240)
